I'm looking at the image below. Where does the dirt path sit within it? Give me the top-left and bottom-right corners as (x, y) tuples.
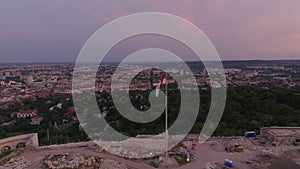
(16, 140), (300, 169)
(19, 142), (254, 169)
(179, 141), (254, 169)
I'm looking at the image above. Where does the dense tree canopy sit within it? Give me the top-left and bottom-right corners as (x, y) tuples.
(0, 86), (299, 144)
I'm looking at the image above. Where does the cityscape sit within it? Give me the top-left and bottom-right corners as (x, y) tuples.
(1, 1), (300, 169)
(0, 61), (299, 169)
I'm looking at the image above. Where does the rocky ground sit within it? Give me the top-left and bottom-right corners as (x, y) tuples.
(43, 153), (100, 169)
(0, 156), (31, 169)
(1, 136), (300, 169)
(99, 159), (128, 169)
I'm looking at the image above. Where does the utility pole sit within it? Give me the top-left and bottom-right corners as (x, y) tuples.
(165, 73), (168, 163)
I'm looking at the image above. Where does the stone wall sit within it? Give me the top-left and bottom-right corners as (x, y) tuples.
(261, 127), (300, 145)
(0, 133), (38, 154)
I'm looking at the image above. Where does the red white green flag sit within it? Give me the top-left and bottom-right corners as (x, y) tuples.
(155, 73), (167, 97)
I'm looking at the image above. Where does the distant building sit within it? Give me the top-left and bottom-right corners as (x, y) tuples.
(260, 127), (300, 145)
(17, 110), (38, 118)
(4, 71), (11, 77)
(30, 116), (44, 125)
(0, 120), (17, 127)
(27, 75), (34, 85)
(0, 81), (5, 86)
(0, 72), (3, 80)
(57, 103), (63, 109)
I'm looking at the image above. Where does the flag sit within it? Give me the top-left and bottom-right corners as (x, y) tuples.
(155, 73), (167, 97)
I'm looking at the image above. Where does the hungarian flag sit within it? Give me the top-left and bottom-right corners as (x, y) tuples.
(155, 73), (167, 97)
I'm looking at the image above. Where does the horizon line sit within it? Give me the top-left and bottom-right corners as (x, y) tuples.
(1, 58), (300, 65)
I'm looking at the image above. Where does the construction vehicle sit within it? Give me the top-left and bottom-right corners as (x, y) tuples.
(225, 143), (244, 152)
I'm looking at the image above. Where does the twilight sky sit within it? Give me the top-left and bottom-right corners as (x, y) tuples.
(0, 0), (300, 63)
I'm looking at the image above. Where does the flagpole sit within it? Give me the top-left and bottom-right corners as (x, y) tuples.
(165, 73), (168, 163)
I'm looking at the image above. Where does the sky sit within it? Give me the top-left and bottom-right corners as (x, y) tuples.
(0, 0), (300, 63)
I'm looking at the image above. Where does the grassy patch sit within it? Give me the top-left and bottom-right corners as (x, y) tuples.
(0, 150), (13, 164)
(174, 154), (188, 166)
(149, 160), (159, 168)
